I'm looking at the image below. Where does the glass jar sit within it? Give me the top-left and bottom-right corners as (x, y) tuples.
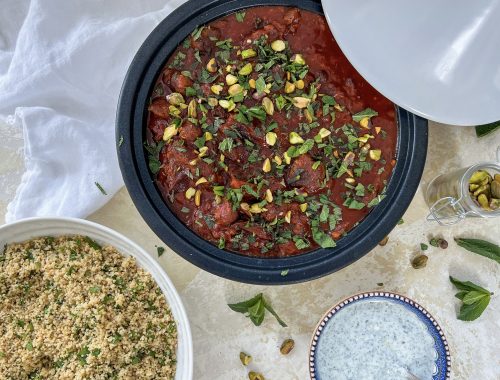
(425, 147), (500, 225)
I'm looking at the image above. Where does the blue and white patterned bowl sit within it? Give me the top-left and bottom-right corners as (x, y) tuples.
(309, 292), (451, 380)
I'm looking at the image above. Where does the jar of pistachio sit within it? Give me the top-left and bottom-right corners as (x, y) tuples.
(425, 147), (500, 225)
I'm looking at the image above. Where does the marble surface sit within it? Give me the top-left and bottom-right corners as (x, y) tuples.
(1, 119), (499, 379)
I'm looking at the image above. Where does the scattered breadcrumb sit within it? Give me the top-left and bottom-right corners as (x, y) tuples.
(0, 236), (177, 379)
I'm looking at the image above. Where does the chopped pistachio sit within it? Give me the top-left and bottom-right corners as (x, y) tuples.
(334, 104), (344, 112)
(345, 177), (356, 184)
(162, 125), (178, 141)
(219, 99), (235, 111)
(292, 96), (310, 109)
(195, 190), (201, 206)
(185, 187), (196, 200)
(250, 203), (267, 213)
(274, 155), (282, 165)
(198, 146), (209, 158)
(240, 202), (250, 211)
(369, 149), (382, 161)
(300, 203), (308, 212)
(169, 105), (181, 117)
(166, 92), (184, 105)
(211, 84), (223, 95)
(284, 151), (291, 165)
(289, 132), (304, 144)
(249, 78), (256, 89)
(265, 189), (274, 203)
(266, 131), (277, 146)
(207, 97), (219, 107)
(291, 53), (306, 65)
(262, 97), (274, 115)
(228, 84), (243, 96)
(241, 49), (257, 59)
(188, 99), (197, 118)
(239, 63), (253, 76)
(359, 117), (370, 129)
(285, 210), (292, 223)
(262, 158), (272, 173)
(226, 74), (238, 86)
(239, 352), (252, 366)
(195, 177), (208, 186)
(284, 81), (296, 94)
(271, 40), (286, 52)
(318, 127), (331, 139)
(375, 126), (382, 134)
(204, 131), (213, 141)
(206, 57), (217, 73)
(189, 158), (198, 166)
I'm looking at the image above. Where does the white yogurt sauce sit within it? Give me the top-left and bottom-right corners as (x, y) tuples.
(315, 299), (436, 380)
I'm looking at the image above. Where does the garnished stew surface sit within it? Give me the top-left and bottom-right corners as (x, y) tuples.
(146, 7), (398, 257)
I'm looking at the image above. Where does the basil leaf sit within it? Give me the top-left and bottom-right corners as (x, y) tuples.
(248, 299), (265, 326)
(455, 237), (500, 264)
(475, 121), (500, 137)
(455, 291), (468, 301)
(352, 108), (378, 122)
(228, 293), (286, 327)
(457, 295), (490, 321)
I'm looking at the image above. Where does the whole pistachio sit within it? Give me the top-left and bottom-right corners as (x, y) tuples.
(411, 254), (428, 269)
(280, 338), (295, 355)
(248, 371), (265, 380)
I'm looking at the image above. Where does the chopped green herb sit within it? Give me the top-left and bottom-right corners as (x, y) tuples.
(235, 11), (246, 22)
(157, 246), (165, 257)
(352, 108), (378, 122)
(95, 182), (107, 195)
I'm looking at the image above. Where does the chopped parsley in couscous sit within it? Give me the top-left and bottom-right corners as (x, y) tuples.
(0, 236), (177, 379)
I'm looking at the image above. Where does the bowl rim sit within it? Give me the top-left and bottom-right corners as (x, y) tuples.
(308, 291), (451, 380)
(0, 217), (193, 380)
(116, 0), (428, 285)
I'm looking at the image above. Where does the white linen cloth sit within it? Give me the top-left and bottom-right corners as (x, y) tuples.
(0, 0), (186, 222)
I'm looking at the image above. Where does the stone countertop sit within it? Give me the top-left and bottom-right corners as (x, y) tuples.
(1, 120), (499, 379)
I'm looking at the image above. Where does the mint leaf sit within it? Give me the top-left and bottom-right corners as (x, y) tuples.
(475, 121), (500, 137)
(352, 108), (378, 122)
(457, 296), (490, 321)
(228, 293), (287, 327)
(449, 276), (492, 321)
(455, 237), (500, 264)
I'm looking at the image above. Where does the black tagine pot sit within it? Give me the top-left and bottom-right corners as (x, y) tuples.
(116, 0), (428, 285)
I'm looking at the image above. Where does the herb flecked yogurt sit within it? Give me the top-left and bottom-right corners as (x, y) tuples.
(315, 299), (437, 379)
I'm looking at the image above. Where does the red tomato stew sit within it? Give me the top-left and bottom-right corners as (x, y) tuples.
(146, 7), (398, 257)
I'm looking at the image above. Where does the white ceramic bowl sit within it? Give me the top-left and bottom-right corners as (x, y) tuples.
(322, 0), (500, 126)
(0, 217), (193, 380)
